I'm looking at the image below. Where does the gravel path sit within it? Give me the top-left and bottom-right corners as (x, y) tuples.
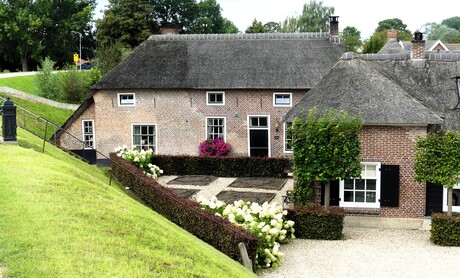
(259, 228), (460, 278)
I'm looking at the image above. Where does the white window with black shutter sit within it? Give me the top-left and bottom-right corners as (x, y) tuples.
(321, 163), (400, 208)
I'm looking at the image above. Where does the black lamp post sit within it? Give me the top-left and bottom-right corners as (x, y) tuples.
(1, 97), (17, 141)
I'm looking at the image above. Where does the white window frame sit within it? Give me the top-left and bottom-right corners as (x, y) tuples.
(443, 184), (460, 212)
(82, 120), (95, 149)
(247, 115), (271, 157)
(284, 122), (293, 153)
(340, 162), (381, 208)
(273, 92), (292, 107)
(118, 93), (136, 107)
(205, 117), (226, 141)
(131, 124), (157, 153)
(206, 91), (225, 106)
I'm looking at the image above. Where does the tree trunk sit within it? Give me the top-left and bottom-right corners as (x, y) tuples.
(324, 180), (330, 211)
(21, 46), (29, 72)
(447, 187), (453, 217)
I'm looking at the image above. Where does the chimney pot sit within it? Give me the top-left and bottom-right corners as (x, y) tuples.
(387, 30), (397, 41)
(329, 16), (339, 37)
(160, 22), (182, 35)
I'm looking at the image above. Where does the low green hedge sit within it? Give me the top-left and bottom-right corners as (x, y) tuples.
(431, 213), (460, 246)
(150, 155), (291, 178)
(287, 206), (345, 240)
(110, 153), (259, 270)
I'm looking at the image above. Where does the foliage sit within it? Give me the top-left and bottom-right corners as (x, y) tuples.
(0, 0), (95, 71)
(115, 145), (163, 179)
(245, 19), (280, 33)
(189, 0), (227, 34)
(95, 0), (158, 48)
(0, 129), (255, 277)
(198, 197), (295, 268)
(223, 18), (239, 33)
(430, 213), (460, 246)
(425, 23), (460, 43)
(94, 42), (128, 76)
(34, 57), (61, 100)
(342, 26), (362, 52)
(199, 137), (231, 157)
(414, 131), (460, 216)
(362, 31), (386, 54)
(287, 206), (344, 240)
(441, 16), (460, 30)
(290, 108), (362, 209)
(110, 153), (259, 269)
(375, 18), (410, 34)
(59, 65), (87, 104)
(150, 155), (290, 178)
(279, 0), (334, 33)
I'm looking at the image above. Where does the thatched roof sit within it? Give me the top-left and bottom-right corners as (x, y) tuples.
(285, 56), (460, 130)
(93, 32), (344, 90)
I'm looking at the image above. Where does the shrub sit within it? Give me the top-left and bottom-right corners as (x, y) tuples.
(198, 197), (295, 269)
(199, 137), (231, 157)
(287, 206), (344, 240)
(110, 153), (259, 269)
(34, 57), (61, 101)
(151, 155), (290, 178)
(60, 65), (87, 104)
(431, 213), (460, 246)
(115, 146), (163, 179)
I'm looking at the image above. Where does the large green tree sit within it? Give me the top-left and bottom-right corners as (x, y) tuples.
(375, 18), (410, 34)
(279, 0), (334, 33)
(415, 131), (460, 217)
(425, 23), (460, 43)
(342, 26), (362, 52)
(442, 16), (460, 30)
(290, 108), (362, 210)
(0, 0), (95, 72)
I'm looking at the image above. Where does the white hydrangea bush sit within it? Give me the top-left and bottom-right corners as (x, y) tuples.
(197, 196), (295, 268)
(114, 145), (163, 179)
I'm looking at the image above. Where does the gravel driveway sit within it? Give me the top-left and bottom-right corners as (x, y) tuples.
(259, 228), (460, 278)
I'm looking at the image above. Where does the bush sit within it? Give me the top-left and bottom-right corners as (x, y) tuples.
(431, 213), (460, 246)
(287, 206), (344, 240)
(198, 197), (295, 269)
(151, 155), (290, 178)
(60, 65), (87, 104)
(115, 146), (163, 179)
(110, 153), (259, 270)
(35, 57), (61, 101)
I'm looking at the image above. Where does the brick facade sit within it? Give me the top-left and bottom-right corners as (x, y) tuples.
(356, 125), (427, 218)
(59, 89), (306, 159)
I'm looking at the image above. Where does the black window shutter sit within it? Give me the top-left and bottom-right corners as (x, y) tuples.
(320, 180), (340, 206)
(380, 165), (400, 207)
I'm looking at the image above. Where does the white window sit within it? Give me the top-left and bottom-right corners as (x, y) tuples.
(206, 117), (226, 140)
(207, 91), (225, 106)
(132, 125), (156, 152)
(82, 120), (95, 149)
(284, 122), (293, 153)
(340, 162), (381, 208)
(273, 93), (292, 107)
(118, 93), (135, 106)
(443, 185), (460, 213)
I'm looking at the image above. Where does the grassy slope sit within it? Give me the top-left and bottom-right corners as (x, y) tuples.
(0, 128), (255, 277)
(0, 75), (36, 94)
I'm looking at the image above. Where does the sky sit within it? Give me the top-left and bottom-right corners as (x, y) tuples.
(95, 0), (459, 39)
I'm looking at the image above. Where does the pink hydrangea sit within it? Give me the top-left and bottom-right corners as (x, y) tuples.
(199, 137), (231, 157)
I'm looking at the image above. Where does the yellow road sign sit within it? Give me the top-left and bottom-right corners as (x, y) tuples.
(73, 53), (79, 62)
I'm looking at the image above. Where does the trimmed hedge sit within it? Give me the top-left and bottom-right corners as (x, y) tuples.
(431, 213), (460, 246)
(150, 155), (291, 178)
(110, 153), (259, 270)
(287, 206), (345, 240)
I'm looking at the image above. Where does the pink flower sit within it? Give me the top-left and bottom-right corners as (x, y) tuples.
(199, 137), (231, 157)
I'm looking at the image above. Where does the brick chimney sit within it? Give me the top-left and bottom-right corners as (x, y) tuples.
(160, 23), (182, 35)
(411, 31), (425, 59)
(387, 30), (397, 41)
(329, 16), (339, 37)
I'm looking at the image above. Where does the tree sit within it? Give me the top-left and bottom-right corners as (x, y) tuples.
(245, 19), (266, 33)
(290, 108), (362, 210)
(152, 0), (198, 30)
(425, 23), (460, 43)
(342, 26), (362, 52)
(362, 31), (386, 54)
(415, 131), (460, 217)
(279, 0), (334, 33)
(375, 18), (410, 34)
(222, 18), (239, 34)
(442, 16), (460, 30)
(94, 42), (129, 76)
(96, 0), (158, 49)
(188, 0), (231, 34)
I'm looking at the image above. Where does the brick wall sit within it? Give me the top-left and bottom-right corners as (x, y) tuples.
(357, 125), (427, 218)
(59, 89), (306, 159)
(411, 41), (425, 59)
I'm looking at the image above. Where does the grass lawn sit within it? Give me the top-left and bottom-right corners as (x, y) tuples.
(0, 128), (256, 277)
(0, 75), (36, 95)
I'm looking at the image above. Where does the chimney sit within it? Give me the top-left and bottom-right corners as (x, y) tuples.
(160, 23), (182, 35)
(411, 31), (425, 59)
(387, 30), (397, 41)
(329, 16), (339, 37)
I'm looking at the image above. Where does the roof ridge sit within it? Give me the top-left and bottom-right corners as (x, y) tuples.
(148, 32), (331, 41)
(341, 52), (460, 61)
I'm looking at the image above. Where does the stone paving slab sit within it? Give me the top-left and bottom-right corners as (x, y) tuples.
(170, 188), (200, 199)
(216, 191), (276, 204)
(167, 175), (217, 186)
(228, 177), (287, 190)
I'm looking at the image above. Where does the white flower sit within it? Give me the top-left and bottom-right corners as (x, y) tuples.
(287, 220), (295, 227)
(270, 219), (278, 226)
(261, 225), (270, 233)
(269, 228), (279, 236)
(279, 235), (286, 241)
(257, 222), (266, 229)
(244, 214), (253, 222)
